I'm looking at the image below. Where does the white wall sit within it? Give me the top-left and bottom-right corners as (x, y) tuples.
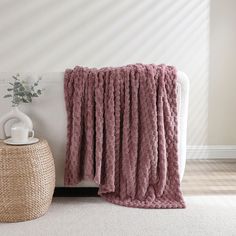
(0, 0), (210, 146)
(209, 0), (236, 145)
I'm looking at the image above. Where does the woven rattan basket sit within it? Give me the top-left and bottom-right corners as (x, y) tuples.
(0, 139), (55, 222)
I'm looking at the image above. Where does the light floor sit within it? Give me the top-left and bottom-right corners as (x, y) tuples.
(182, 159), (236, 195)
(1, 160), (236, 236)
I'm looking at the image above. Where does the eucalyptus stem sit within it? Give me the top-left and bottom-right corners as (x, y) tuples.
(3, 74), (44, 106)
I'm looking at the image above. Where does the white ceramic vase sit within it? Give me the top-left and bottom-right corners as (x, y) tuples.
(0, 107), (33, 139)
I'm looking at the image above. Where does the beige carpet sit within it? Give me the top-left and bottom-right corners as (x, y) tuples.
(1, 196), (236, 236)
(1, 160), (236, 236)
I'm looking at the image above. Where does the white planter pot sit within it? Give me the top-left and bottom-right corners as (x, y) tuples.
(0, 107), (33, 139)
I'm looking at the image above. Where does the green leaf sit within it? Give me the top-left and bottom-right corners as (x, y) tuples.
(37, 90), (42, 95)
(3, 94), (12, 98)
(12, 75), (19, 80)
(13, 96), (21, 103)
(7, 88), (13, 91)
(19, 86), (25, 91)
(14, 82), (21, 88)
(32, 93), (38, 97)
(15, 92), (25, 96)
(22, 98), (29, 103)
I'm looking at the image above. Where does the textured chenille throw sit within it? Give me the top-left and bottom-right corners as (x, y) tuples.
(64, 64), (185, 209)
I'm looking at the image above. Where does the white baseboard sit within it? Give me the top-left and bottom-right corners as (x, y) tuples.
(187, 146), (236, 159)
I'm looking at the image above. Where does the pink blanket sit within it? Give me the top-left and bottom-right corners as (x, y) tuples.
(64, 64), (185, 209)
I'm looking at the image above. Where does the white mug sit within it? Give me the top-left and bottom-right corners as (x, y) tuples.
(11, 127), (34, 143)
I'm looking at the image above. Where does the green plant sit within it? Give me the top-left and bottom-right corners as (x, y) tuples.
(3, 74), (44, 107)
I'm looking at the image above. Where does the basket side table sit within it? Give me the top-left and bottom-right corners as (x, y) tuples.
(0, 139), (55, 222)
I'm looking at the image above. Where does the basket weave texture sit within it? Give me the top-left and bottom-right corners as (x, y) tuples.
(0, 140), (55, 222)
